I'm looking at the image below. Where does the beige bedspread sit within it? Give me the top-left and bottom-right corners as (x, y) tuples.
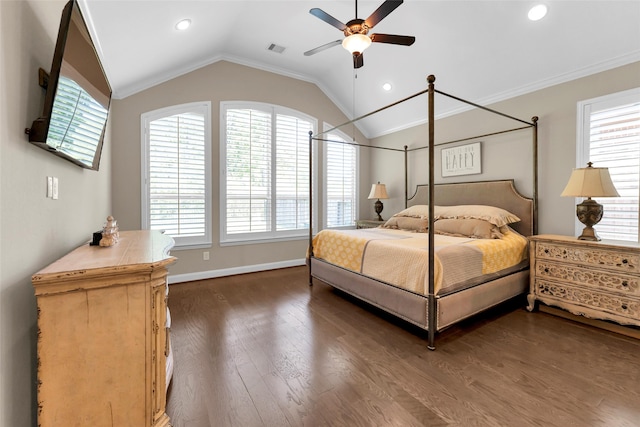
(311, 227), (528, 295)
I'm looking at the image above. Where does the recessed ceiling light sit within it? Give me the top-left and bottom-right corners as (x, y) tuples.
(175, 19), (191, 31)
(528, 4), (548, 21)
(382, 82), (392, 91)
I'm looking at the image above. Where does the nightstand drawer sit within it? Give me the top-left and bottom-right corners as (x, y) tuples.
(535, 241), (639, 273)
(534, 279), (640, 324)
(534, 260), (640, 296)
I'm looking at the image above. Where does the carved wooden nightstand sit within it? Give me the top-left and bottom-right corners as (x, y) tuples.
(356, 219), (384, 229)
(528, 234), (640, 331)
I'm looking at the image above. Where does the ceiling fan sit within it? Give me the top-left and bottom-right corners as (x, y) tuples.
(304, 0), (416, 69)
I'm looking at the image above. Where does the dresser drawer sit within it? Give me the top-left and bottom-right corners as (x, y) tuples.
(534, 279), (640, 324)
(535, 241), (639, 273)
(534, 260), (640, 296)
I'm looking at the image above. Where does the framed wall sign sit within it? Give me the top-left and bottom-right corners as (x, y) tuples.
(441, 142), (482, 177)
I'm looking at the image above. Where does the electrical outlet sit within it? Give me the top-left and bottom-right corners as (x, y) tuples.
(203, 251), (210, 261)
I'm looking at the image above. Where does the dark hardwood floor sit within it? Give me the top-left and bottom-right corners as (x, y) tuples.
(166, 266), (640, 427)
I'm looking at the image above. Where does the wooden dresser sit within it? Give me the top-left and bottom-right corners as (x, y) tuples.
(527, 234), (640, 329)
(32, 230), (176, 427)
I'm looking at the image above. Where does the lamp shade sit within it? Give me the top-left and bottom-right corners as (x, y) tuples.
(342, 34), (372, 55)
(368, 182), (388, 200)
(561, 163), (619, 198)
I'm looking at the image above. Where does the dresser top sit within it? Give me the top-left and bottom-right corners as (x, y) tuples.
(33, 230), (176, 287)
(530, 234), (640, 251)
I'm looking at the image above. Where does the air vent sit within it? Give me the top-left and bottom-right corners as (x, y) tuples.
(267, 43), (286, 54)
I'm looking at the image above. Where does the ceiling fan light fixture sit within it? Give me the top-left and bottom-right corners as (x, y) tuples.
(342, 34), (372, 55)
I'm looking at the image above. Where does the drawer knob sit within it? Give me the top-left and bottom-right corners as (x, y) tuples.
(621, 304), (628, 310)
(544, 268), (549, 273)
(621, 280), (629, 287)
(544, 249), (549, 254)
(622, 259), (628, 264)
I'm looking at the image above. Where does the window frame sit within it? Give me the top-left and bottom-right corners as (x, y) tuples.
(141, 101), (213, 250)
(576, 87), (640, 241)
(322, 124), (360, 229)
(220, 101), (318, 245)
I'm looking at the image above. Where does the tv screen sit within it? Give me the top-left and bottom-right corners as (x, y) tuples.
(26, 0), (111, 171)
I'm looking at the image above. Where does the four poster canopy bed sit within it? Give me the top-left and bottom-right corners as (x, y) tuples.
(307, 75), (539, 350)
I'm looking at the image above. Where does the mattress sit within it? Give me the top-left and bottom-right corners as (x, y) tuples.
(311, 227), (529, 296)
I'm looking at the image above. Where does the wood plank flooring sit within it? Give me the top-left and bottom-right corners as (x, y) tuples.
(166, 266), (640, 427)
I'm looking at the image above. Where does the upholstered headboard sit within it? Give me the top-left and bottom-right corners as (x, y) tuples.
(407, 180), (534, 237)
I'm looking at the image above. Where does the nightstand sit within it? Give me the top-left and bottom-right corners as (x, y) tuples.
(356, 219), (384, 229)
(528, 234), (640, 332)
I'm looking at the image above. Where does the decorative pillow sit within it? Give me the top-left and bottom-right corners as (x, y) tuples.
(433, 218), (503, 239)
(391, 205), (430, 219)
(391, 205), (443, 219)
(436, 205), (520, 227)
(382, 216), (429, 232)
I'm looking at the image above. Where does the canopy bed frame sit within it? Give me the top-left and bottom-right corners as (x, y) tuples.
(307, 75), (539, 350)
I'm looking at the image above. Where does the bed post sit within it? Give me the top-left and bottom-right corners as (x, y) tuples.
(404, 145), (409, 208)
(532, 116), (539, 235)
(427, 75), (436, 351)
(308, 130), (314, 286)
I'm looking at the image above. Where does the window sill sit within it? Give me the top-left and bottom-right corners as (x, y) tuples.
(220, 235), (308, 247)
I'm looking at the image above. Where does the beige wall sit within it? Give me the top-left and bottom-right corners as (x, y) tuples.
(372, 62), (640, 236)
(111, 60), (369, 279)
(0, 1), (112, 425)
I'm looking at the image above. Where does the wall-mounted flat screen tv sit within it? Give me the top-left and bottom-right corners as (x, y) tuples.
(26, 0), (111, 171)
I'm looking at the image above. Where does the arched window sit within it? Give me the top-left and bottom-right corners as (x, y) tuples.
(220, 102), (317, 244)
(141, 102), (212, 248)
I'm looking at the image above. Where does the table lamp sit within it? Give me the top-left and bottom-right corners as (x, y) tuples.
(368, 182), (389, 221)
(561, 162), (619, 241)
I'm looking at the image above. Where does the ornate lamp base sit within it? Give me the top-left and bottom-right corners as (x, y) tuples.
(576, 198), (603, 241)
(374, 199), (384, 221)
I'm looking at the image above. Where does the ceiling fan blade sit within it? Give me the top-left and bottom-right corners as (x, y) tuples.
(364, 0), (403, 29)
(310, 8), (348, 31)
(353, 53), (364, 69)
(304, 40), (342, 56)
(370, 33), (415, 46)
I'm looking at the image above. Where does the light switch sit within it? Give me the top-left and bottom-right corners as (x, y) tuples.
(46, 176), (53, 198)
(52, 177), (59, 200)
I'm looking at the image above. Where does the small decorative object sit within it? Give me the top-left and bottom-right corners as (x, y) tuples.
(368, 181), (389, 221)
(441, 142), (481, 177)
(561, 162), (619, 241)
(99, 215), (119, 247)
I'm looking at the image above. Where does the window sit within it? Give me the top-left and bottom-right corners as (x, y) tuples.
(577, 88), (640, 241)
(324, 128), (358, 228)
(141, 102), (212, 249)
(221, 102), (315, 244)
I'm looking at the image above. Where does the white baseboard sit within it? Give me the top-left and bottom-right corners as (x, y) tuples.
(168, 258), (306, 284)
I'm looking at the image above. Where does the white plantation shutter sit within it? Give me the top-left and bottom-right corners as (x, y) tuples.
(578, 89), (640, 241)
(325, 131), (358, 228)
(142, 102), (212, 248)
(221, 103), (314, 243)
(276, 114), (311, 231)
(225, 109), (272, 234)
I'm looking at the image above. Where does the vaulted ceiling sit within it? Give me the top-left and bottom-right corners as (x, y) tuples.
(80, 0), (640, 138)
